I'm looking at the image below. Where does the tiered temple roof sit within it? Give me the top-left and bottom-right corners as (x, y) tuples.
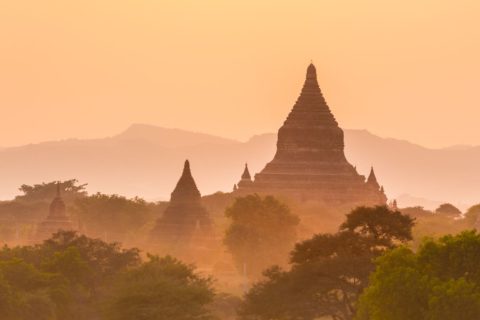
(236, 63), (387, 206)
(150, 160), (213, 245)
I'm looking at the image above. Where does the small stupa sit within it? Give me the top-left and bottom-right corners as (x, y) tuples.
(237, 163), (253, 189)
(150, 160), (213, 245)
(36, 183), (74, 241)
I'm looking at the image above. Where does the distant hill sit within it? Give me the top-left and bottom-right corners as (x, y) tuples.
(0, 124), (478, 210)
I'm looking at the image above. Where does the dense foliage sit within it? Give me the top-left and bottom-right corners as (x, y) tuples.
(239, 206), (414, 320)
(224, 194), (300, 279)
(0, 231), (215, 320)
(16, 180), (88, 202)
(356, 231), (480, 320)
(74, 193), (152, 240)
(105, 255), (215, 320)
(435, 203), (462, 216)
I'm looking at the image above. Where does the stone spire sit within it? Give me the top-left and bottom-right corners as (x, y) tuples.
(241, 163), (251, 181)
(237, 163), (253, 189)
(170, 160), (201, 202)
(150, 160), (213, 247)
(367, 167), (380, 190)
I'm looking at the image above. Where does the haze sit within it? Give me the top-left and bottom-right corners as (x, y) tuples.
(1, 1), (479, 148)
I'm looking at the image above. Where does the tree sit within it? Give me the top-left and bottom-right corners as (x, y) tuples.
(40, 230), (141, 294)
(435, 203), (462, 216)
(0, 230), (141, 319)
(356, 231), (480, 320)
(240, 206), (414, 320)
(105, 255), (215, 320)
(340, 205), (415, 250)
(0, 259), (65, 320)
(16, 179), (87, 202)
(224, 194), (299, 279)
(74, 193), (151, 240)
(464, 204), (480, 228)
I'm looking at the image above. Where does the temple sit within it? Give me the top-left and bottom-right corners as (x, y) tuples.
(36, 183), (74, 240)
(236, 63), (387, 206)
(237, 163), (253, 189)
(150, 160), (213, 245)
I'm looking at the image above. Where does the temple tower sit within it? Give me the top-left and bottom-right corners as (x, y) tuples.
(36, 183), (74, 241)
(150, 160), (213, 246)
(238, 63), (387, 206)
(237, 163), (253, 189)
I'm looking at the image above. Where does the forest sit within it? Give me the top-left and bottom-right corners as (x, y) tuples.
(1, 180), (480, 319)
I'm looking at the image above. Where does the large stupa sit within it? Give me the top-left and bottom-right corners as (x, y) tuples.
(236, 63), (387, 206)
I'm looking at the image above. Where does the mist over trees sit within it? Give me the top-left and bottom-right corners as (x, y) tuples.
(239, 206), (414, 320)
(1, 179), (480, 319)
(224, 194), (300, 279)
(0, 231), (217, 320)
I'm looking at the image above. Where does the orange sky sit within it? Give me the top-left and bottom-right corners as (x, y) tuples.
(1, 0), (479, 148)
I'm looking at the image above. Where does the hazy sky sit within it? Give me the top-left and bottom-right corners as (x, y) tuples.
(1, 1), (479, 148)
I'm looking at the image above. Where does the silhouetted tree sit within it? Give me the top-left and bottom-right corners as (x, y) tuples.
(17, 179), (87, 202)
(224, 194), (299, 279)
(239, 206), (414, 320)
(74, 193), (151, 240)
(105, 255), (215, 320)
(340, 205), (415, 250)
(0, 230), (141, 319)
(435, 203), (462, 216)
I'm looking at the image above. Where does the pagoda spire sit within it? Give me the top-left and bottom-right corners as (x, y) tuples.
(56, 181), (61, 197)
(170, 159), (201, 202)
(241, 163), (251, 181)
(367, 167), (380, 190)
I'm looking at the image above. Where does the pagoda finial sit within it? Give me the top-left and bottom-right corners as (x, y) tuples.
(306, 62), (317, 80)
(183, 159), (191, 173)
(241, 163), (252, 181)
(56, 181), (61, 197)
(367, 166), (380, 189)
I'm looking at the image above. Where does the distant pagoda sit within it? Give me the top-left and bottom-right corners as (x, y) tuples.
(237, 163), (253, 189)
(150, 160), (213, 245)
(236, 63), (387, 206)
(36, 183), (74, 241)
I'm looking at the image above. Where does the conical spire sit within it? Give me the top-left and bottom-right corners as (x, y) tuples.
(284, 63), (338, 127)
(367, 167), (380, 189)
(170, 160), (201, 202)
(241, 163), (251, 181)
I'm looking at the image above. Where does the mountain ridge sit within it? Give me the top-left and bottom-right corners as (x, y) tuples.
(0, 124), (478, 210)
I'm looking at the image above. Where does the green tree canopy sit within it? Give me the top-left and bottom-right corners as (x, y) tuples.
(224, 194), (300, 279)
(356, 230), (480, 320)
(0, 230), (141, 319)
(240, 205), (414, 320)
(105, 255), (215, 320)
(74, 193), (151, 240)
